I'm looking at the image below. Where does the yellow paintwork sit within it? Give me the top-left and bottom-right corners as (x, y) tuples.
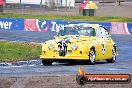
(40, 25), (117, 62)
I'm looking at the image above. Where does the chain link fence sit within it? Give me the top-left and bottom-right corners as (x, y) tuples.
(1, 0), (77, 15)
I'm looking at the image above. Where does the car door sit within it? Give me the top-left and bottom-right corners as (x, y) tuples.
(99, 26), (113, 59)
(96, 27), (106, 60)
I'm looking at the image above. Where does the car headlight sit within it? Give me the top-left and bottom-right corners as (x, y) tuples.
(48, 43), (54, 49)
(72, 44), (78, 50)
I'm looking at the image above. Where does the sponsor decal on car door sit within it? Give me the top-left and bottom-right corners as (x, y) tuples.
(99, 26), (113, 59)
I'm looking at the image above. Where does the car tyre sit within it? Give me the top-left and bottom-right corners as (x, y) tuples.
(89, 48), (95, 65)
(42, 60), (52, 66)
(106, 47), (116, 63)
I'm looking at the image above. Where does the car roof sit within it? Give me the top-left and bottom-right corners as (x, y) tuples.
(64, 24), (101, 29)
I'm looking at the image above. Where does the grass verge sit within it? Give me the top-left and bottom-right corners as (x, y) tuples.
(0, 41), (41, 62)
(0, 13), (132, 22)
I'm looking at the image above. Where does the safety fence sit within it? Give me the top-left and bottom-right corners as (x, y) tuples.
(5, 0), (75, 7)
(0, 18), (132, 34)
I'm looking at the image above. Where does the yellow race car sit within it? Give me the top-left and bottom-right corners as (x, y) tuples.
(40, 24), (118, 65)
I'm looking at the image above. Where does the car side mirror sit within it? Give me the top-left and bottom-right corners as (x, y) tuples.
(54, 36), (58, 39)
(56, 33), (59, 36)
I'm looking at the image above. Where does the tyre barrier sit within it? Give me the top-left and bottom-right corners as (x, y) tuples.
(0, 60), (42, 67)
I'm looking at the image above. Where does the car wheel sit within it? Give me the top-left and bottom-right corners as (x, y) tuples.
(106, 47), (116, 63)
(89, 48), (95, 65)
(42, 60), (52, 66)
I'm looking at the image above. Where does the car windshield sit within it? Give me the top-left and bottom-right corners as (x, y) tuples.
(59, 26), (95, 36)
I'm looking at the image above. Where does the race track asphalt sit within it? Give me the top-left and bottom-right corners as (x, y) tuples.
(0, 30), (132, 77)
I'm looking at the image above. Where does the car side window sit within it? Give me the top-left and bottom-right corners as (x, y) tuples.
(96, 27), (103, 38)
(96, 26), (109, 39)
(100, 27), (109, 39)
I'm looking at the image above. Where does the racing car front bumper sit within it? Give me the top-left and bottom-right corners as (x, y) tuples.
(40, 55), (89, 61)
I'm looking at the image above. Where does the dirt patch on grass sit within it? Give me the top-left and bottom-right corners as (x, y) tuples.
(0, 77), (17, 88)
(0, 75), (132, 88)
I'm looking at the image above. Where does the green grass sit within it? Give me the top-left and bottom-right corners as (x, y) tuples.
(0, 41), (41, 62)
(0, 13), (132, 22)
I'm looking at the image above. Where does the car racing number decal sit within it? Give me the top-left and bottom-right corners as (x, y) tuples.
(101, 42), (105, 54)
